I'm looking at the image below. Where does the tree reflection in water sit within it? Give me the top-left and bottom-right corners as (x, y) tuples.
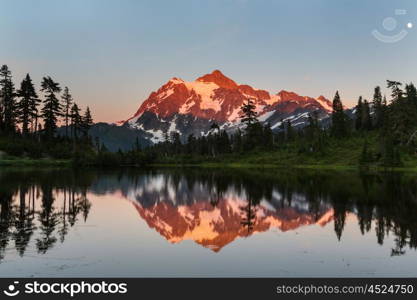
(140, 168), (417, 255)
(0, 170), (92, 261)
(1, 168), (417, 261)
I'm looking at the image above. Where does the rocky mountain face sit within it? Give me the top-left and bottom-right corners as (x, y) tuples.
(121, 70), (334, 144)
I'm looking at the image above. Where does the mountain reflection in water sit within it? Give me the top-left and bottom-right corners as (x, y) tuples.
(1, 168), (417, 264)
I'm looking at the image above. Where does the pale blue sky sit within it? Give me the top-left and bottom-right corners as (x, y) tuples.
(1, 0), (416, 122)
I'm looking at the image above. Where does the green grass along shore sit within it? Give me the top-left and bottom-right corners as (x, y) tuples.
(1, 133), (417, 171)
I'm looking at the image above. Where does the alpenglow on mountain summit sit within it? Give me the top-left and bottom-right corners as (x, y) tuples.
(118, 70), (334, 144)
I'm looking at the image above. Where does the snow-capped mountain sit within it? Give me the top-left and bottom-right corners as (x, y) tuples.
(122, 70), (334, 143)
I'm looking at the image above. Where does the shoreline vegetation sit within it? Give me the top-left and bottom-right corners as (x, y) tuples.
(0, 138), (417, 172)
(1, 63), (417, 172)
(1, 160), (416, 172)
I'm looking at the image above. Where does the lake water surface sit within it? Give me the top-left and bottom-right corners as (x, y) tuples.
(0, 167), (417, 277)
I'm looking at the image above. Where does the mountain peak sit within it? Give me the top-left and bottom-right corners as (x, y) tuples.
(168, 77), (185, 84)
(196, 70), (238, 89)
(123, 73), (334, 142)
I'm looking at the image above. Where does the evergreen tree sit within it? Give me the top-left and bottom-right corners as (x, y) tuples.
(0, 65), (17, 133)
(16, 74), (39, 135)
(277, 119), (285, 143)
(362, 100), (372, 130)
(331, 91), (347, 138)
(262, 123), (274, 149)
(406, 83), (417, 108)
(40, 76), (62, 138)
(355, 96), (363, 130)
(240, 98), (260, 150)
(81, 106), (93, 136)
(245, 121), (264, 150)
(404, 83), (417, 146)
(305, 111), (323, 152)
(372, 86), (384, 128)
(186, 134), (196, 154)
(380, 95), (389, 133)
(62, 87), (73, 137)
(386, 80), (417, 144)
(70, 103), (82, 139)
(240, 98), (258, 128)
(285, 120), (294, 141)
(387, 80), (403, 102)
(30, 85), (42, 135)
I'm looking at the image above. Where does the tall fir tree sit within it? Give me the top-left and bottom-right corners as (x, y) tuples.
(240, 98), (258, 128)
(305, 111), (323, 152)
(70, 103), (82, 139)
(355, 96), (363, 130)
(331, 91), (347, 138)
(263, 123), (274, 150)
(240, 97), (260, 150)
(285, 120), (294, 141)
(372, 86), (384, 128)
(81, 106), (93, 136)
(362, 100), (372, 130)
(0, 65), (17, 133)
(16, 74), (39, 135)
(30, 82), (42, 134)
(62, 87), (73, 137)
(405, 83), (417, 108)
(40, 76), (62, 138)
(404, 83), (417, 145)
(386, 80), (416, 144)
(387, 80), (403, 102)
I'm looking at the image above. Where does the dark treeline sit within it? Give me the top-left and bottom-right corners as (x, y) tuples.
(0, 64), (95, 160)
(0, 64), (156, 166)
(146, 81), (417, 167)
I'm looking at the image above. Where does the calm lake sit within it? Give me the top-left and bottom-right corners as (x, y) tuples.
(0, 167), (416, 277)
